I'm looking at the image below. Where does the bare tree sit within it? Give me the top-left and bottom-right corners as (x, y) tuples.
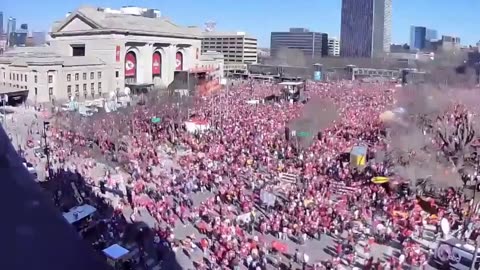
(436, 112), (475, 169)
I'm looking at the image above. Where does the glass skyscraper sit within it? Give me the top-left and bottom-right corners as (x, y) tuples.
(0, 12), (3, 34)
(340, 0), (392, 57)
(410, 26), (427, 50)
(425, 29), (438, 41)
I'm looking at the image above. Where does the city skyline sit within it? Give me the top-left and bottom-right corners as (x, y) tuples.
(1, 0), (480, 47)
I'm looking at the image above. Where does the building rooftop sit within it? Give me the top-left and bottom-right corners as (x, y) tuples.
(202, 31), (256, 39)
(51, 6), (202, 39)
(0, 46), (105, 67)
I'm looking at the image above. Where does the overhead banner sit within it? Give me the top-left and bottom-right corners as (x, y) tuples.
(176, 52), (183, 71)
(115, 46), (121, 62)
(152, 52), (162, 75)
(125, 52), (136, 77)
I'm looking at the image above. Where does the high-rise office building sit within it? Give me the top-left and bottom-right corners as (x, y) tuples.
(8, 17), (16, 34)
(201, 31), (257, 64)
(6, 17), (16, 46)
(328, 37), (340, 56)
(270, 28), (329, 60)
(0, 12), (3, 34)
(410, 26), (427, 50)
(340, 0), (392, 57)
(32, 31), (47, 46)
(14, 24), (28, 46)
(426, 29), (438, 41)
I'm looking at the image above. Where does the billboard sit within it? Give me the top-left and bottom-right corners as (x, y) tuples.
(314, 71), (322, 81)
(125, 52), (136, 77)
(152, 52), (161, 75)
(175, 52), (183, 71)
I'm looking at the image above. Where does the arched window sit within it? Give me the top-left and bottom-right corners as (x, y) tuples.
(152, 52), (162, 77)
(125, 51), (137, 78)
(175, 52), (183, 71)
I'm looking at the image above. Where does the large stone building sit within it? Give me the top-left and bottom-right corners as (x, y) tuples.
(0, 6), (224, 104)
(0, 46), (108, 104)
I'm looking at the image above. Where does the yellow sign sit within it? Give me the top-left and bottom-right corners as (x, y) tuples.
(371, 176), (389, 184)
(351, 154), (366, 167)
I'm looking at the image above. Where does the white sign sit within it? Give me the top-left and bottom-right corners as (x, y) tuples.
(279, 173), (297, 183)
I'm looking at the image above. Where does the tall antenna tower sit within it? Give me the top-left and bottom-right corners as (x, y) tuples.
(204, 20), (216, 32)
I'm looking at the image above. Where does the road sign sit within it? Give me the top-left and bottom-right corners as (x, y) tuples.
(151, 117), (161, 124)
(297, 131), (311, 137)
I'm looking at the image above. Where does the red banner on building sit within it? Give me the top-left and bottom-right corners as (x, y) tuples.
(115, 46), (120, 62)
(125, 52), (136, 77)
(152, 52), (161, 75)
(176, 52), (183, 71)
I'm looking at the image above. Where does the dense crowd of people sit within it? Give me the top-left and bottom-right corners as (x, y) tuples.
(18, 79), (480, 269)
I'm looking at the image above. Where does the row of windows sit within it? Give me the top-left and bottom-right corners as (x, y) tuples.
(203, 41), (245, 45)
(203, 45), (245, 49)
(4, 73), (51, 84)
(6, 74), (51, 84)
(203, 37), (243, 41)
(66, 83), (102, 96)
(67, 72), (102, 82)
(9, 73), (28, 82)
(3, 73), (99, 85)
(4, 83), (28, 89)
(6, 73), (54, 83)
(33, 86), (101, 100)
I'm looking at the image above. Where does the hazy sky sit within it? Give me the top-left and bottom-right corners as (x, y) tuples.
(2, 0), (479, 47)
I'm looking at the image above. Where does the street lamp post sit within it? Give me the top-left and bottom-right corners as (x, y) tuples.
(43, 121), (51, 180)
(470, 235), (480, 270)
